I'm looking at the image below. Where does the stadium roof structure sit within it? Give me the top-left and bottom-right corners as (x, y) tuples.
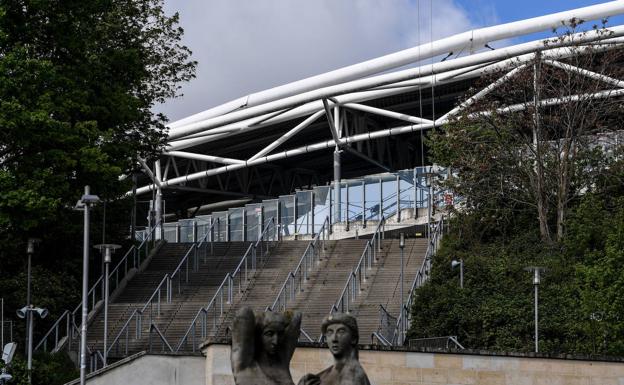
(135, 1), (624, 218)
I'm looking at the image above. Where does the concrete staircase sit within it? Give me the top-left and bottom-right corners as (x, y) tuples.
(86, 242), (251, 357)
(84, 235), (428, 359)
(348, 238), (428, 344)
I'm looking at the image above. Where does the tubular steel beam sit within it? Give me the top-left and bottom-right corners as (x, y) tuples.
(168, 1), (624, 132)
(168, 26), (624, 141)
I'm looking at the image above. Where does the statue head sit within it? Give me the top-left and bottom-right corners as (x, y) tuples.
(321, 313), (359, 359)
(255, 311), (293, 357)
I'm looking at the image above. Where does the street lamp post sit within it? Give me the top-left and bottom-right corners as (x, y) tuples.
(451, 259), (464, 289)
(24, 238), (39, 357)
(525, 266), (545, 353)
(94, 244), (120, 367)
(76, 186), (100, 385)
(16, 306), (47, 384)
(399, 232), (405, 343)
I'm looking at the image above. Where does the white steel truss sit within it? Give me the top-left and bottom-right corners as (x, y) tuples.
(134, 3), (624, 197)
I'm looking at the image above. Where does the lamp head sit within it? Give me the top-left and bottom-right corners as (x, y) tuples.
(451, 259), (462, 269)
(0, 373), (12, 382)
(16, 306), (29, 319)
(80, 193), (100, 205)
(94, 244), (121, 263)
(2, 342), (17, 365)
(27, 238), (40, 255)
(34, 307), (48, 319)
(399, 233), (405, 249)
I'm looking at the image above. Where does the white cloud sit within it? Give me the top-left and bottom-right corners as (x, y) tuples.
(158, 0), (489, 122)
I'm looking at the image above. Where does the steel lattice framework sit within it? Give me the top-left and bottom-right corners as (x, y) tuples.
(134, 1), (624, 220)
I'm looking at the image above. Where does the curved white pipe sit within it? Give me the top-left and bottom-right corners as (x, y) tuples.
(168, 25), (624, 141)
(167, 1), (624, 132)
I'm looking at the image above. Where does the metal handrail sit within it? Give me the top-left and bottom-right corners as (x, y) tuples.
(106, 220), (223, 357)
(34, 310), (71, 351)
(266, 216), (329, 312)
(148, 323), (174, 353)
(174, 275), (232, 352)
(300, 328), (314, 342)
(391, 218), (443, 345)
(35, 225), (159, 352)
(175, 218), (278, 352)
(328, 217), (385, 317)
(170, 219), (217, 295)
(106, 308), (142, 357)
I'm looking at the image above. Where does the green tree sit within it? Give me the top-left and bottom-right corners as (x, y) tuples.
(0, 1), (196, 382)
(429, 26), (624, 243)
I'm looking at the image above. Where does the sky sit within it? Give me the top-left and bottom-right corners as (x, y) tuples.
(158, 0), (624, 123)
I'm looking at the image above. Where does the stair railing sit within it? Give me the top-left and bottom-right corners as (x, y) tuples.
(328, 217), (385, 317)
(174, 218), (277, 352)
(174, 275), (232, 352)
(106, 308), (142, 357)
(390, 218), (443, 345)
(170, 218), (218, 295)
(35, 224), (159, 353)
(266, 216), (329, 312)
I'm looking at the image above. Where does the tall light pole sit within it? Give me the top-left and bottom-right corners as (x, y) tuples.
(24, 238), (39, 356)
(525, 266), (545, 353)
(94, 244), (120, 367)
(76, 186), (100, 385)
(451, 259), (464, 289)
(399, 232), (405, 343)
(17, 306), (48, 384)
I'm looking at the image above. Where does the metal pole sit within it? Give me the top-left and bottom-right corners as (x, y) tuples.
(131, 173), (137, 245)
(333, 150), (341, 223)
(25, 251), (31, 356)
(399, 233), (405, 344)
(27, 307), (33, 384)
(104, 259), (110, 366)
(460, 259), (464, 289)
(535, 283), (539, 353)
(1, 297), (3, 349)
(80, 185), (91, 385)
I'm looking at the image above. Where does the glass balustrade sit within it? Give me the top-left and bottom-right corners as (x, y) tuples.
(154, 166), (451, 242)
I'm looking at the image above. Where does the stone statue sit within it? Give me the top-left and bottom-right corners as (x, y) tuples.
(231, 307), (302, 385)
(298, 313), (371, 385)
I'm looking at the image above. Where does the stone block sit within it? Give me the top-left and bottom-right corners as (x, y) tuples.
(405, 352), (434, 368)
(434, 354), (463, 369)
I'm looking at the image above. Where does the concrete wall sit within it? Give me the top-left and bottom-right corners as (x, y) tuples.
(70, 344), (624, 385)
(204, 344), (624, 385)
(70, 353), (205, 385)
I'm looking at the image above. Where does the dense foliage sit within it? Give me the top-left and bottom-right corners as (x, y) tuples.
(409, 189), (624, 355)
(0, 1), (195, 383)
(409, 30), (624, 355)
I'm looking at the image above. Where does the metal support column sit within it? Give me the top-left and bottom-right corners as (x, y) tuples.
(362, 180), (366, 228)
(333, 150), (342, 224)
(345, 183), (349, 231)
(396, 174), (401, 223)
(154, 161), (163, 240)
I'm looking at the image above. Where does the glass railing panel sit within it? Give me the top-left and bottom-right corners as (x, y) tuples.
(228, 207), (245, 241)
(364, 176), (381, 222)
(296, 191), (312, 236)
(195, 215), (212, 241)
(313, 186), (330, 233)
(279, 195), (295, 237)
(398, 170), (415, 214)
(245, 204), (262, 241)
(163, 223), (177, 243)
(179, 219), (195, 243)
(262, 199), (278, 240)
(213, 211), (227, 242)
(381, 177), (398, 219)
(346, 180), (364, 224)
